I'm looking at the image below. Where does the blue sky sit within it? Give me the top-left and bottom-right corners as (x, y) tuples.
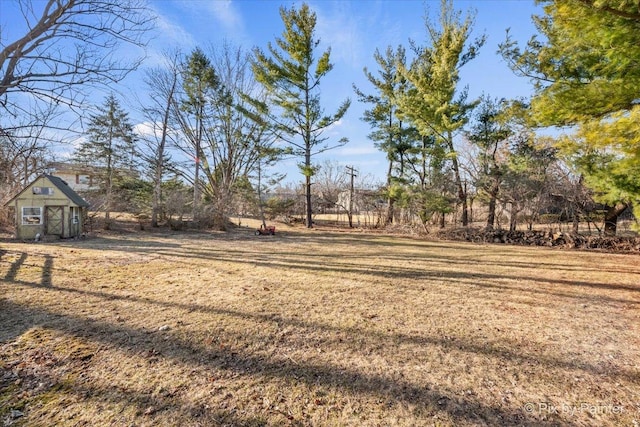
(3, 0), (543, 186)
(137, 0), (542, 185)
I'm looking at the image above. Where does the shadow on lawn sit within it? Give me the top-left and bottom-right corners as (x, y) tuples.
(114, 230), (640, 294)
(140, 240), (640, 301)
(1, 299), (573, 427)
(57, 227), (640, 278)
(2, 247), (639, 363)
(2, 251), (639, 380)
(4, 270), (639, 386)
(0, 350), (273, 426)
(2, 239), (638, 425)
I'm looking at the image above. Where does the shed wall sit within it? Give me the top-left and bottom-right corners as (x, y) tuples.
(11, 176), (86, 240)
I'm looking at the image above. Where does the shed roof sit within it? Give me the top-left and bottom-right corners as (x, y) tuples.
(46, 174), (90, 207)
(3, 174), (90, 207)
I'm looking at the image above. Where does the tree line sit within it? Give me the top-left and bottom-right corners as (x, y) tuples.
(1, 0), (638, 236)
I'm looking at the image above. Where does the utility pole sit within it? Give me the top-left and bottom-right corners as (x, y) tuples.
(345, 165), (357, 228)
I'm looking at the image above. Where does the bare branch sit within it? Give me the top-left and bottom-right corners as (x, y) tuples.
(1, 0), (155, 120)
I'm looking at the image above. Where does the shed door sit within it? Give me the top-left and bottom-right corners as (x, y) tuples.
(45, 206), (64, 236)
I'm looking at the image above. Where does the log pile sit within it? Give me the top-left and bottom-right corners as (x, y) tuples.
(436, 227), (640, 253)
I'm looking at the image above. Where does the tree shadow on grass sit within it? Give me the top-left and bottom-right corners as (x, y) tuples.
(0, 340), (277, 426)
(2, 247), (639, 381)
(0, 299), (573, 427)
(54, 228), (640, 278)
(164, 247), (640, 301)
(3, 264), (639, 387)
(71, 230), (640, 296)
(2, 241), (638, 425)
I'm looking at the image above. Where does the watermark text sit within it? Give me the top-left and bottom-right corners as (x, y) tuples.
(523, 402), (626, 416)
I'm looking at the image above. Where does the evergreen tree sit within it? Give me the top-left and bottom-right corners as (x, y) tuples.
(353, 45), (418, 224)
(251, 2), (351, 228)
(500, 0), (640, 234)
(501, 134), (557, 231)
(173, 45), (277, 230)
(396, 0), (485, 226)
(466, 96), (513, 230)
(180, 48), (219, 217)
(75, 94), (137, 228)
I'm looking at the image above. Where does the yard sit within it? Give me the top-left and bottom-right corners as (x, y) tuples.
(1, 223), (639, 426)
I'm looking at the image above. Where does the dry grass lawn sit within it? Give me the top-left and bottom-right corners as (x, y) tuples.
(1, 222), (639, 426)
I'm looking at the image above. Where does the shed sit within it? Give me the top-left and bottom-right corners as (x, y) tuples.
(4, 174), (90, 240)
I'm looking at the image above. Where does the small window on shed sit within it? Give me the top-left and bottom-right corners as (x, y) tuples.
(22, 207), (42, 225)
(32, 186), (54, 195)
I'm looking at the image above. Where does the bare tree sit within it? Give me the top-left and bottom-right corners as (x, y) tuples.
(0, 105), (58, 207)
(138, 51), (181, 227)
(314, 160), (347, 215)
(1, 0), (154, 225)
(171, 43), (277, 229)
(1, 0), (154, 131)
(1, 131), (50, 200)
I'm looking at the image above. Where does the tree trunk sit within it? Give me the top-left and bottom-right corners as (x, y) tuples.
(603, 202), (628, 236)
(486, 181), (499, 230)
(509, 203), (517, 231)
(257, 163), (267, 228)
(385, 159), (394, 225)
(151, 71), (176, 228)
(447, 132), (468, 226)
(572, 208), (580, 234)
(193, 141), (200, 218)
(104, 129), (114, 230)
(305, 149), (313, 228)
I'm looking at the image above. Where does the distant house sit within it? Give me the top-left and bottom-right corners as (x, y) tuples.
(46, 162), (100, 191)
(336, 190), (362, 213)
(4, 174), (90, 240)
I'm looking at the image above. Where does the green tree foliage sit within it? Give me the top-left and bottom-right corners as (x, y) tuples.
(500, 0), (640, 234)
(501, 134), (557, 231)
(173, 45), (278, 230)
(353, 45), (418, 224)
(179, 48), (220, 215)
(396, 0), (485, 226)
(404, 134), (455, 228)
(466, 96), (513, 229)
(251, 2), (351, 228)
(74, 94), (137, 228)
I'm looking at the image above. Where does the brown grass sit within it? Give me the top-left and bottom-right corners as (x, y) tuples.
(1, 221), (639, 426)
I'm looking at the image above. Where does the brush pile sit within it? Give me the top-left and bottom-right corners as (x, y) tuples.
(437, 227), (640, 252)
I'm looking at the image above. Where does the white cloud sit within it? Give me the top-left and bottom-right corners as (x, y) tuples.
(205, 0), (244, 32)
(322, 118), (345, 135)
(142, 8), (196, 68)
(133, 121), (159, 138)
(154, 12), (196, 47)
(65, 134), (87, 152)
(171, 0), (247, 43)
(313, 1), (366, 69)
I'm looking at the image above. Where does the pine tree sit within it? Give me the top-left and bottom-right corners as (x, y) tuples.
(354, 45), (418, 224)
(500, 0), (640, 234)
(396, 0), (485, 226)
(75, 94), (136, 228)
(251, 3), (350, 228)
(466, 96), (513, 230)
(180, 48), (219, 217)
